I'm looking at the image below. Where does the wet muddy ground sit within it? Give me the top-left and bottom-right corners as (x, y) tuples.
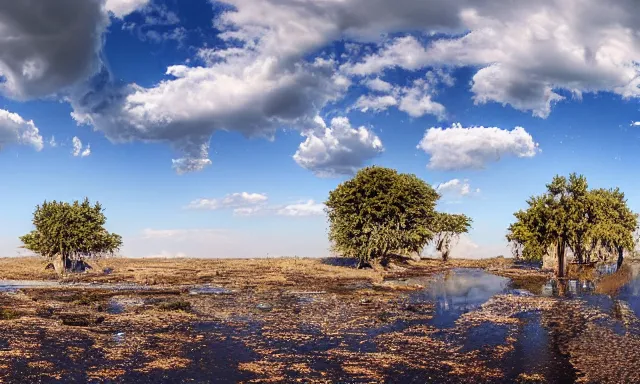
(0, 260), (639, 383)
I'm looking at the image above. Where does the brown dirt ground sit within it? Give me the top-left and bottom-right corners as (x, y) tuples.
(0, 257), (635, 383)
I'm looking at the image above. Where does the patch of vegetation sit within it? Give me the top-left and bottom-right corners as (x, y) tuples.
(73, 293), (103, 306)
(59, 313), (104, 326)
(0, 308), (20, 320)
(157, 299), (191, 312)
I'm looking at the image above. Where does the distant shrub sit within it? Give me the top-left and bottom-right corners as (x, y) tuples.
(158, 299), (191, 312)
(0, 309), (20, 320)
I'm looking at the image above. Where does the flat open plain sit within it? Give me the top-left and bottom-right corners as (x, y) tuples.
(0, 257), (638, 383)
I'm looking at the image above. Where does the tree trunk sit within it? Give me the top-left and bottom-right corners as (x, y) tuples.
(617, 246), (624, 270)
(52, 254), (64, 276)
(556, 239), (566, 278)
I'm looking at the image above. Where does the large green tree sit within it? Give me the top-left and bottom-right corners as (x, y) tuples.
(20, 198), (122, 272)
(507, 174), (637, 276)
(325, 166), (471, 267)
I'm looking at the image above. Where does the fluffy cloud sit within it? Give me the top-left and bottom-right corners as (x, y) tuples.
(186, 192), (325, 218)
(71, 136), (91, 157)
(121, 4), (186, 44)
(293, 116), (383, 177)
(0, 109), (43, 151)
(363, 78), (394, 93)
(354, 73), (449, 118)
(277, 200), (325, 217)
(397, 78), (446, 118)
(344, 36), (431, 76)
(344, 2), (640, 117)
(0, 0), (151, 101)
(186, 192), (268, 211)
(64, 0), (467, 172)
(104, 0), (151, 18)
(436, 179), (480, 199)
(5, 0), (640, 172)
(418, 123), (539, 170)
(71, 58), (350, 173)
(0, 1), (108, 100)
(353, 95), (398, 113)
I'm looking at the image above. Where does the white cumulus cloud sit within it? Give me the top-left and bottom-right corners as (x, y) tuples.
(397, 78), (446, 119)
(353, 95), (398, 113)
(104, 0), (150, 18)
(436, 178), (480, 199)
(3, 0), (640, 173)
(71, 136), (91, 157)
(353, 73), (449, 118)
(277, 200), (325, 217)
(187, 192), (268, 211)
(418, 123), (540, 170)
(0, 109), (44, 151)
(363, 77), (394, 93)
(343, 2), (640, 117)
(293, 116), (383, 177)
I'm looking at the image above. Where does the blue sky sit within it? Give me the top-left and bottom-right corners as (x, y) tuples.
(1, 0), (640, 258)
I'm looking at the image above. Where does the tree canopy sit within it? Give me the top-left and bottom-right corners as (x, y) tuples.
(20, 198), (122, 268)
(432, 212), (473, 261)
(325, 166), (471, 266)
(506, 173), (637, 274)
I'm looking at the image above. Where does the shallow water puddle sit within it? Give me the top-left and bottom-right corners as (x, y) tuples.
(614, 272), (640, 319)
(0, 280), (60, 293)
(503, 311), (577, 383)
(106, 299), (126, 314)
(397, 269), (513, 328)
(535, 263), (640, 324)
(188, 286), (232, 295)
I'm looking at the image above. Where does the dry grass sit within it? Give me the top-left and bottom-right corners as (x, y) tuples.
(0, 256), (514, 290)
(0, 256), (637, 383)
(595, 264), (634, 295)
(0, 257), (58, 280)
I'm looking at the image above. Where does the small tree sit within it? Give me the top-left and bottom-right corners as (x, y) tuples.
(20, 198), (122, 273)
(586, 188), (638, 268)
(432, 212), (472, 261)
(326, 166), (469, 267)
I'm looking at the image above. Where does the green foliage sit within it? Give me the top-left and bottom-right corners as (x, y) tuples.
(507, 174), (638, 266)
(432, 212), (472, 261)
(325, 166), (471, 266)
(20, 198), (122, 267)
(587, 188), (638, 259)
(0, 309), (20, 321)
